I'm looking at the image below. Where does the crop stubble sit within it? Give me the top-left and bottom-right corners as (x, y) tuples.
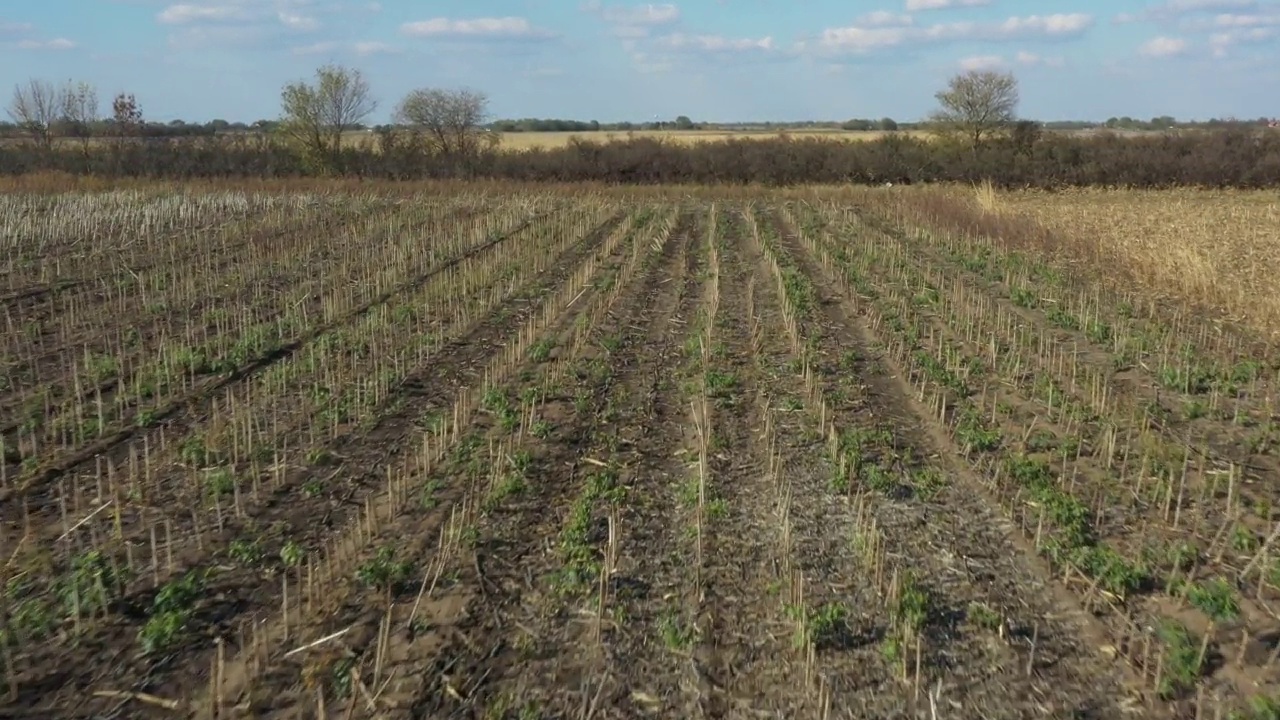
(1, 186), (1278, 719)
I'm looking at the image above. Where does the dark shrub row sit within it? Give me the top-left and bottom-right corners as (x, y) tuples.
(3, 128), (1280, 188)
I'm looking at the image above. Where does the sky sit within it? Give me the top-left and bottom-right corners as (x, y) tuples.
(1, 0), (1278, 124)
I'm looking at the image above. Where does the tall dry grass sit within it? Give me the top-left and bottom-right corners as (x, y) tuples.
(973, 179), (1000, 215)
(997, 188), (1280, 337)
(836, 182), (1280, 339)
(11, 172), (1273, 338)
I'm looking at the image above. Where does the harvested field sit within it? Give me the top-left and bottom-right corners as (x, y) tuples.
(482, 129), (934, 149)
(1, 185), (1278, 719)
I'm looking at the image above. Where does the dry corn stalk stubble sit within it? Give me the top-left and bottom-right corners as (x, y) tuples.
(0, 183), (1277, 719)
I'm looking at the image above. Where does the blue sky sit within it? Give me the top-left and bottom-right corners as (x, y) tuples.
(2, 0), (1278, 123)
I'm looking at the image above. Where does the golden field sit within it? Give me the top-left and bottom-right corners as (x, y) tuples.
(329, 127), (936, 149)
(13, 126), (1139, 153)
(2, 166), (1272, 337)
(13, 164), (1276, 338)
(990, 187), (1280, 337)
(487, 128), (934, 148)
(771, 182), (1280, 341)
(369, 127), (1132, 150)
(3, 177), (1279, 718)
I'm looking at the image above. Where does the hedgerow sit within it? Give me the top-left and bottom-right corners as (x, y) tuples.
(2, 127), (1278, 188)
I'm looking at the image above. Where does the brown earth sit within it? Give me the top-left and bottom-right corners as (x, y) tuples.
(1, 186), (1276, 720)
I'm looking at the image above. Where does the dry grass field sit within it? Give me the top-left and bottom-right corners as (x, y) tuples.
(3, 128), (930, 155)
(0, 128), (922, 159)
(992, 188), (1280, 334)
(328, 128), (936, 150)
(1, 180), (1278, 719)
(5, 126), (1139, 153)
(338, 126), (1146, 150)
(489, 128), (934, 149)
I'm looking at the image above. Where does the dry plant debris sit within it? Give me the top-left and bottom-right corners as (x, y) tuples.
(0, 184), (1278, 720)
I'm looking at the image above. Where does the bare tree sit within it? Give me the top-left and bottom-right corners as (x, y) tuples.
(7, 79), (60, 147)
(59, 81), (99, 150)
(930, 69), (1019, 150)
(111, 93), (144, 136)
(279, 64), (377, 168)
(392, 88), (496, 157)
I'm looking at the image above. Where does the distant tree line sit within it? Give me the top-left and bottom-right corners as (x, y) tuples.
(6, 113), (1263, 140)
(4, 71), (1269, 146)
(4, 65), (1279, 188)
(840, 118), (899, 132)
(5, 127), (1280, 189)
(488, 116), (713, 132)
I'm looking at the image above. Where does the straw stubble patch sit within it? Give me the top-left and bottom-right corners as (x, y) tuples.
(2, 186), (1275, 720)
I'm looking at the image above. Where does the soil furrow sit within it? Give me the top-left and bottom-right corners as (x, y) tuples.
(10, 187), (1275, 720)
(801, 206), (1280, 712)
(743, 208), (920, 719)
(557, 209), (711, 720)
(692, 210), (844, 718)
(390, 210), (695, 720)
(766, 208), (1142, 719)
(0, 204), (569, 523)
(3, 210), (629, 718)
(1, 198), (407, 370)
(159, 207), (658, 720)
(0, 203), (398, 440)
(839, 207), (1279, 508)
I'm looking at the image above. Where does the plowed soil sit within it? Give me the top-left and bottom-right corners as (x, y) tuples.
(2, 188), (1276, 720)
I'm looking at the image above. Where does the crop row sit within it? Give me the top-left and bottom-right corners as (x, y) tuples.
(782, 202), (1280, 716)
(1, 198), (565, 479)
(5, 191), (1278, 719)
(0, 199), (641, 712)
(204, 205), (682, 716)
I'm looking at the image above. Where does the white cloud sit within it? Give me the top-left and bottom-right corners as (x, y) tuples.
(277, 11), (319, 31)
(1139, 35), (1188, 55)
(1213, 24), (1278, 37)
(813, 26), (913, 52)
(632, 30), (777, 74)
(1208, 26), (1276, 55)
(400, 17), (556, 39)
(599, 3), (680, 25)
(158, 4), (252, 24)
(611, 25), (651, 38)
(859, 11), (914, 27)
(583, 1), (681, 40)
(1115, 0), (1258, 24)
(628, 50), (672, 73)
(905, 0), (990, 9)
(997, 14), (1093, 34)
(292, 39), (397, 56)
(956, 51), (1065, 69)
(1117, 0), (1280, 59)
(814, 13), (1093, 54)
(17, 37), (76, 50)
(167, 24), (270, 49)
(958, 54), (1003, 70)
(1160, 0), (1255, 11)
(1213, 12), (1270, 25)
(655, 32), (774, 52)
(1015, 50), (1065, 66)
(1193, 9), (1280, 28)
(353, 40), (395, 55)
(157, 0), (338, 39)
